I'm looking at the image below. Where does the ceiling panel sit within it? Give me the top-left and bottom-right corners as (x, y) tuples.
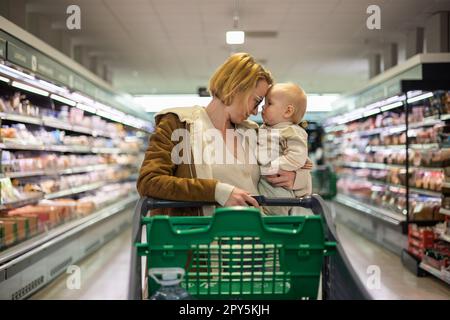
(11, 0), (450, 95)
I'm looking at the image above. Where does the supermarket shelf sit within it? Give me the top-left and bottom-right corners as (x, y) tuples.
(409, 116), (442, 129)
(344, 176), (442, 197)
(419, 262), (450, 285)
(0, 112), (114, 138)
(441, 114), (450, 121)
(366, 143), (440, 152)
(0, 113), (42, 125)
(369, 180), (442, 197)
(439, 208), (450, 216)
(0, 193), (45, 210)
(44, 181), (107, 200)
(333, 117), (441, 139)
(443, 182), (450, 189)
(336, 161), (443, 172)
(338, 175), (443, 198)
(406, 187), (441, 198)
(3, 164), (120, 178)
(0, 194), (138, 275)
(0, 142), (134, 154)
(0, 177), (134, 208)
(334, 194), (406, 225)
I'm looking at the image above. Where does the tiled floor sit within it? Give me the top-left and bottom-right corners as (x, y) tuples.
(31, 212), (450, 300)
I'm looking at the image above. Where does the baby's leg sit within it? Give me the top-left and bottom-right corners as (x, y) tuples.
(258, 178), (295, 216)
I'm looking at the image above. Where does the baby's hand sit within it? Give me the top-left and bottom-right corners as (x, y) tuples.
(265, 170), (296, 189)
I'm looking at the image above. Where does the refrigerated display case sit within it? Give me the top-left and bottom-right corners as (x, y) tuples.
(322, 54), (450, 285)
(0, 17), (153, 299)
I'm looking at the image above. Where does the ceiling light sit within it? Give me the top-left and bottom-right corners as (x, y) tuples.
(226, 31), (245, 44)
(226, 0), (244, 45)
(11, 81), (49, 97)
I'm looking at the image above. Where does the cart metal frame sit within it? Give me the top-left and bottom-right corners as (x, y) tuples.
(128, 195), (372, 300)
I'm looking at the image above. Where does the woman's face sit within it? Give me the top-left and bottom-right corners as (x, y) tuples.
(227, 80), (270, 124)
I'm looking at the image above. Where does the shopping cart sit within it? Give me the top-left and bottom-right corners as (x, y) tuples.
(311, 165), (337, 200)
(128, 195), (372, 300)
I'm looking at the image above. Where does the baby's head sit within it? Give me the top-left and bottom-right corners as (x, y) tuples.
(261, 82), (307, 126)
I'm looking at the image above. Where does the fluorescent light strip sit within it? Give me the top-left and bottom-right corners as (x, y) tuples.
(37, 79), (68, 94)
(407, 92), (433, 104)
(96, 110), (123, 123)
(11, 81), (49, 97)
(0, 64), (35, 80)
(76, 103), (97, 114)
(71, 92), (95, 105)
(50, 94), (77, 106)
(388, 125), (406, 134)
(363, 108), (381, 117)
(0, 75), (9, 83)
(380, 101), (403, 112)
(347, 113), (365, 122)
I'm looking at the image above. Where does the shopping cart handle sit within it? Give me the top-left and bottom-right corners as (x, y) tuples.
(252, 195), (313, 207)
(140, 195), (315, 215)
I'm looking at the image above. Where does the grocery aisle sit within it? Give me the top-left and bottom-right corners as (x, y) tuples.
(31, 205), (450, 300)
(334, 209), (450, 299)
(31, 227), (132, 300)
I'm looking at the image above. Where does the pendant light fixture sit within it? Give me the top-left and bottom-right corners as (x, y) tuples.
(226, 0), (245, 45)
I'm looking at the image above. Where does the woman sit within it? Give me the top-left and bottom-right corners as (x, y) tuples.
(137, 53), (306, 216)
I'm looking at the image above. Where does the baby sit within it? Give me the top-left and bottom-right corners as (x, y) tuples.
(257, 83), (312, 215)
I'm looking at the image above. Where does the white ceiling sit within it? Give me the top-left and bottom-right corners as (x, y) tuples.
(8, 0), (450, 95)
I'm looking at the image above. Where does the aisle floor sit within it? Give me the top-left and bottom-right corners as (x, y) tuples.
(335, 221), (450, 299)
(31, 227), (132, 300)
(31, 215), (450, 300)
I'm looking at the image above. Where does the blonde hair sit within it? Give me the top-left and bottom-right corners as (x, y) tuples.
(209, 53), (273, 105)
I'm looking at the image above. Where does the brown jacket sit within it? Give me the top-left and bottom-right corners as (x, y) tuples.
(136, 112), (218, 216)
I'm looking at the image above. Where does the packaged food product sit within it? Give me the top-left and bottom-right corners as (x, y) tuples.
(0, 217), (27, 241)
(76, 200), (95, 215)
(0, 220), (16, 246)
(8, 205), (61, 228)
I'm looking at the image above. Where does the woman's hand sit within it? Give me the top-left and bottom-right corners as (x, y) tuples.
(265, 170), (296, 189)
(224, 187), (260, 207)
(301, 158), (313, 170)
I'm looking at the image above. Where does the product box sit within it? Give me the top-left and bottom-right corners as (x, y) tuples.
(423, 254), (448, 270)
(0, 217), (27, 241)
(408, 224), (435, 240)
(408, 245), (424, 259)
(8, 205), (61, 229)
(408, 237), (434, 249)
(0, 220), (16, 247)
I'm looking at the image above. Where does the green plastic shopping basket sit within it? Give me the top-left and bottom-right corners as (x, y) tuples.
(132, 196), (337, 300)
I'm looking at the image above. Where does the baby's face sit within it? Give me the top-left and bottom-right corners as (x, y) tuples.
(261, 86), (288, 126)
